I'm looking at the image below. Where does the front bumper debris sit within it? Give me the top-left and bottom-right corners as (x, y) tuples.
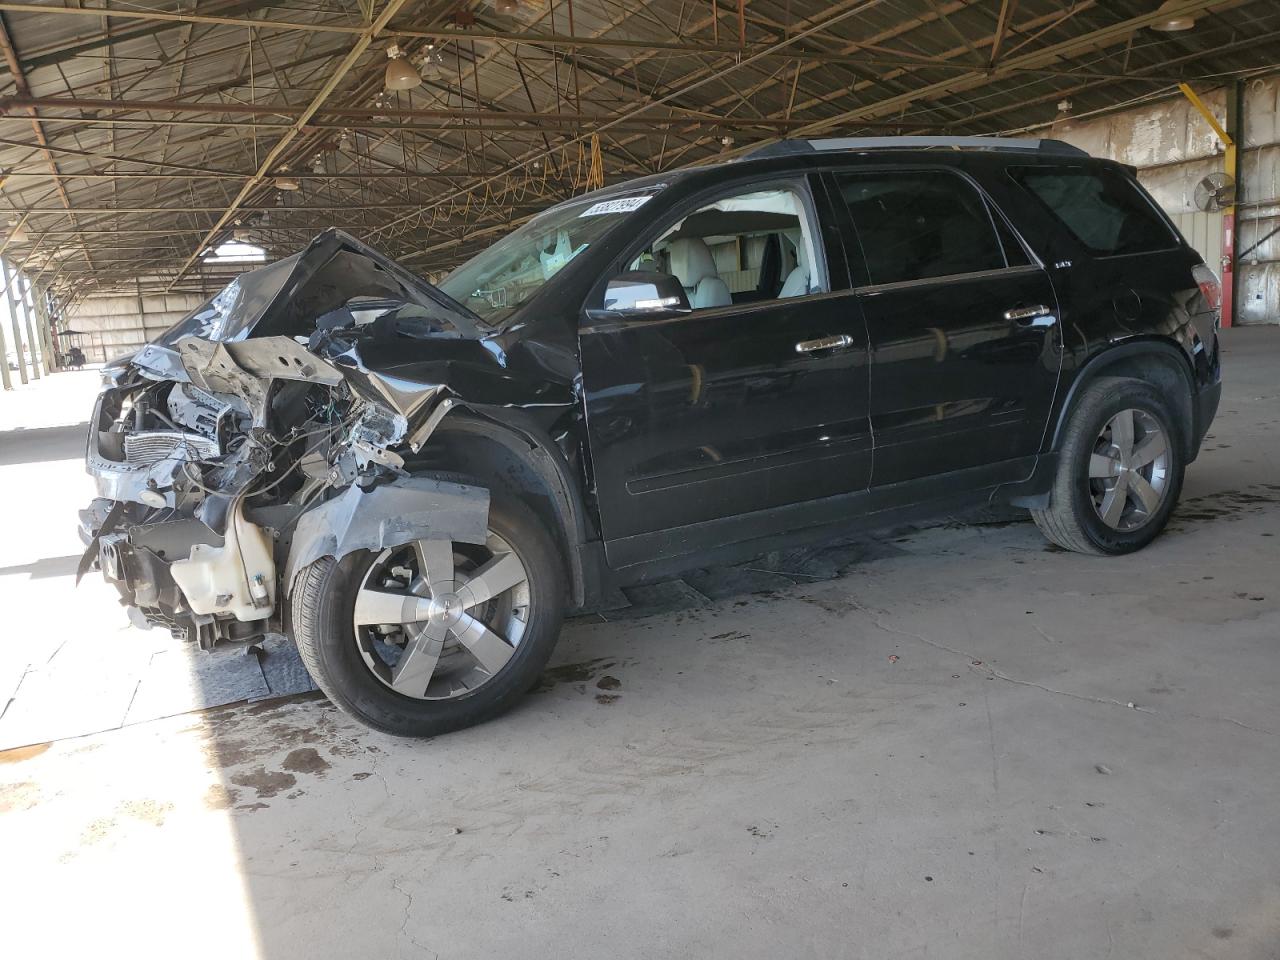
(78, 230), (511, 647)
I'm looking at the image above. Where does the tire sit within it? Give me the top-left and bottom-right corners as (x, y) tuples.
(291, 491), (566, 737)
(1031, 376), (1184, 556)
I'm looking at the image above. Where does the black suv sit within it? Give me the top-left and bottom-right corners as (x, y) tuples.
(81, 136), (1222, 737)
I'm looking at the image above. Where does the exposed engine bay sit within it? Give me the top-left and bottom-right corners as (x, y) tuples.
(76, 230), (541, 648)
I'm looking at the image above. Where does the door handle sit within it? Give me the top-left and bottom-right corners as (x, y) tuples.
(1004, 304), (1056, 326)
(795, 334), (854, 353)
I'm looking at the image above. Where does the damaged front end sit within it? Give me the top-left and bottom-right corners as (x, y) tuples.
(79, 229), (563, 648)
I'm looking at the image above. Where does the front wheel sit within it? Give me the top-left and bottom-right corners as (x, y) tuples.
(291, 492), (566, 737)
(1031, 376), (1185, 555)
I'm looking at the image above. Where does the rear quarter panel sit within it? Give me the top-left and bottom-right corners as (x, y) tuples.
(973, 157), (1220, 452)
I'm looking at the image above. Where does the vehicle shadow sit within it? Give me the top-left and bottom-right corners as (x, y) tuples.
(0, 554), (82, 579)
(0, 423), (89, 466)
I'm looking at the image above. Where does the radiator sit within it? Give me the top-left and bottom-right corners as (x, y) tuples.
(124, 430), (220, 465)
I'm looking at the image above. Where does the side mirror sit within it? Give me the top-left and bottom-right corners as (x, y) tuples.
(589, 271), (691, 320)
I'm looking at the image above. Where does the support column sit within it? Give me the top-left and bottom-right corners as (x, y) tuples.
(17, 270), (40, 379)
(26, 277), (50, 374)
(0, 284), (11, 390)
(46, 292), (63, 370)
(1224, 79), (1244, 329)
(1178, 82), (1238, 328)
(0, 258), (28, 385)
(33, 287), (57, 372)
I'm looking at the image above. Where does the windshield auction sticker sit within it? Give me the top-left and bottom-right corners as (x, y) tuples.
(579, 196), (652, 217)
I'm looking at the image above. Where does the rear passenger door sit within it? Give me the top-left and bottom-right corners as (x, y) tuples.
(828, 167), (1062, 489)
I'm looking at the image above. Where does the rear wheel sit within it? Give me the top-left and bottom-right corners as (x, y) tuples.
(292, 492), (566, 737)
(1032, 376), (1184, 555)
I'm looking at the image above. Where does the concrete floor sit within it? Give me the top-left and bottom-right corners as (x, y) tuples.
(1, 330), (1278, 959)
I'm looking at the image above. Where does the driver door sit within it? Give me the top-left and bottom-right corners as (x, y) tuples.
(578, 177), (873, 566)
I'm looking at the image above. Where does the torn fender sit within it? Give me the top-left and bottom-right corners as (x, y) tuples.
(283, 476), (490, 593)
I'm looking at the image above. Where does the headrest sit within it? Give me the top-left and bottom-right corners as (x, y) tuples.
(784, 229), (808, 269)
(667, 238), (718, 289)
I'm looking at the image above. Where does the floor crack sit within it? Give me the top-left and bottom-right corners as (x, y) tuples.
(1185, 713), (1276, 736)
(983, 669), (1155, 713)
(0, 663), (32, 722)
(846, 598), (1277, 735)
(392, 876), (434, 956)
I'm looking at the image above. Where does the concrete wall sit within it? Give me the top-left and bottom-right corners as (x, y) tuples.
(65, 288), (206, 364)
(1048, 73), (1280, 325)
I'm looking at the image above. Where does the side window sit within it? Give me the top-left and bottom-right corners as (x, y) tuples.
(627, 185), (826, 310)
(835, 170), (1008, 285)
(1009, 166), (1176, 256)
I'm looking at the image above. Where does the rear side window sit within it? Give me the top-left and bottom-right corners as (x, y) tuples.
(1010, 166), (1176, 256)
(834, 170), (1009, 285)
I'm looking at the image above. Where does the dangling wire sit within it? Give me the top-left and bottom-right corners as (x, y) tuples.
(587, 134), (604, 190)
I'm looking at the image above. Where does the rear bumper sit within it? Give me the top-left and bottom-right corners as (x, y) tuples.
(1192, 378), (1222, 460)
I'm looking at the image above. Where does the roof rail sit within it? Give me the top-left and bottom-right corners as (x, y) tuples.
(740, 136), (1089, 161)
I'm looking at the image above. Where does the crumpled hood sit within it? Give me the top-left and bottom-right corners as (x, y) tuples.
(155, 228), (483, 347)
(119, 228), (577, 438)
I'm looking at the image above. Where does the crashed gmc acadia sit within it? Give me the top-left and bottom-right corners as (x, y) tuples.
(80, 138), (1223, 737)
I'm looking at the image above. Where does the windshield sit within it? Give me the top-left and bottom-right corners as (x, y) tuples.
(437, 189), (661, 324)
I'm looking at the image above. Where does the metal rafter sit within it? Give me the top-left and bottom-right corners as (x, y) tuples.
(167, 0), (413, 285)
(791, 0), (1234, 137)
(0, 9), (94, 267)
(0, 0), (1275, 295)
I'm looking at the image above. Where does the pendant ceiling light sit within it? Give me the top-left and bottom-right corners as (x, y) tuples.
(418, 44), (444, 76)
(385, 44), (421, 90)
(1151, 1), (1196, 31)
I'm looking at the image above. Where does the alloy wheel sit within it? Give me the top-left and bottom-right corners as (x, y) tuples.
(352, 533), (531, 700)
(1088, 407), (1171, 532)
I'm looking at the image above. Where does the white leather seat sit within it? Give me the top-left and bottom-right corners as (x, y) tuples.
(667, 238), (732, 309)
(778, 233), (810, 298)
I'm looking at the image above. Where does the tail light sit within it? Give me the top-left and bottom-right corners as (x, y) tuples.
(1192, 263), (1221, 313)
